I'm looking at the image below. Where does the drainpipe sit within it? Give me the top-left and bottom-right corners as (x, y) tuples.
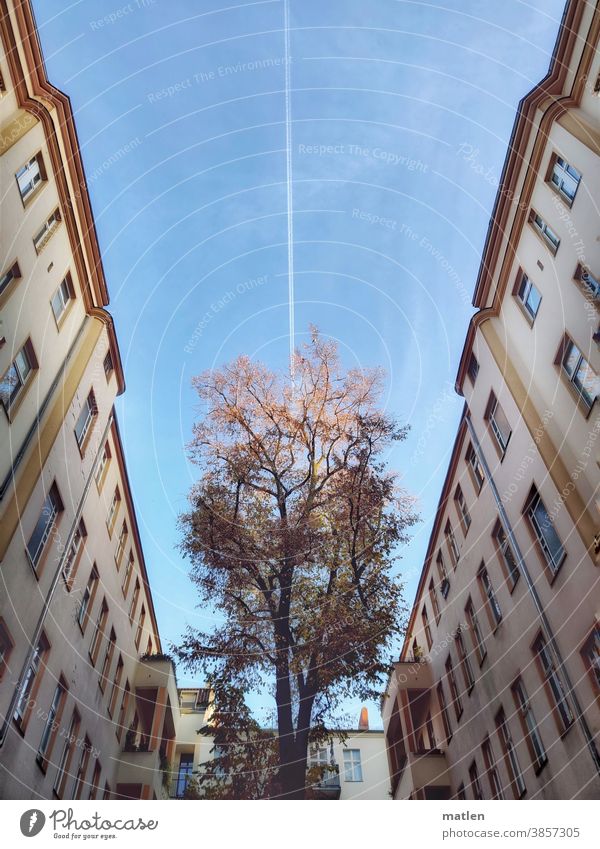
(464, 413), (600, 775)
(0, 412), (114, 748)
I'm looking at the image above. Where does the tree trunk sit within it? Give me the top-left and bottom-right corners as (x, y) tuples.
(277, 740), (308, 799)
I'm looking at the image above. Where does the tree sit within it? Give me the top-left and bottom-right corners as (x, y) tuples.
(174, 328), (417, 798)
(186, 685), (280, 800)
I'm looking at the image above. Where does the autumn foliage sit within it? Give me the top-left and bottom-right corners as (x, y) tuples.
(175, 329), (417, 798)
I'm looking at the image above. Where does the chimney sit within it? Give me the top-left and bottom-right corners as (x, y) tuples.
(358, 707), (369, 731)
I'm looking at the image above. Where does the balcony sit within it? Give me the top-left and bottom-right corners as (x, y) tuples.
(384, 660), (451, 800)
(308, 766), (341, 800)
(395, 749), (450, 800)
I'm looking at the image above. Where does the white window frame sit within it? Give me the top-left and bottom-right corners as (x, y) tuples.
(16, 154), (43, 201)
(550, 156), (581, 204)
(342, 748), (363, 782)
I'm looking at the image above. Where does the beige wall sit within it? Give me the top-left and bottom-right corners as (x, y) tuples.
(0, 0), (171, 801)
(384, 0), (600, 802)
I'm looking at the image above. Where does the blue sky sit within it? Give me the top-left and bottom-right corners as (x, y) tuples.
(35, 0), (566, 726)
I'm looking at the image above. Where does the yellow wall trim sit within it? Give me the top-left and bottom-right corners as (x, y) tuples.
(481, 320), (597, 553)
(0, 317), (104, 561)
(0, 108), (37, 155)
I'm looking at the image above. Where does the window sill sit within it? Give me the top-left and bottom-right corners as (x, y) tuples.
(547, 181), (574, 209)
(507, 575), (520, 595)
(514, 296), (537, 327)
(558, 369), (596, 419)
(529, 223), (559, 256)
(559, 720), (575, 740)
(20, 180), (46, 209)
(0, 271), (22, 311)
(53, 297), (75, 333)
(546, 553), (566, 586)
(77, 417), (98, 459)
(2, 369), (38, 423)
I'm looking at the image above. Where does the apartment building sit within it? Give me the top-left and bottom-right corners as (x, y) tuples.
(383, 0), (600, 800)
(0, 0), (178, 800)
(170, 693), (390, 800)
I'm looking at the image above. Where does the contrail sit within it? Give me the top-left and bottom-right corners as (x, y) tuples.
(283, 0), (295, 382)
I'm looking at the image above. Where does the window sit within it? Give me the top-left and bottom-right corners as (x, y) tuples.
(108, 656), (124, 718)
(512, 678), (547, 773)
(530, 211), (560, 254)
(63, 519), (87, 588)
(26, 482), (63, 570)
(122, 552), (134, 597)
(575, 263), (600, 300)
(478, 564), (502, 628)
(88, 760), (102, 800)
(129, 579), (141, 623)
(51, 274), (74, 323)
(73, 737), (92, 799)
(436, 682), (452, 744)
(495, 707), (526, 798)
(421, 606), (433, 651)
(559, 337), (599, 409)
(0, 619), (14, 681)
(467, 353), (479, 385)
(455, 629), (474, 693)
(445, 521), (460, 568)
(436, 550), (450, 599)
(103, 351), (114, 379)
(580, 626), (600, 692)
(533, 635), (574, 733)
(16, 152), (45, 201)
(428, 580), (440, 624)
(13, 633), (50, 728)
(54, 709), (80, 798)
(466, 598), (486, 664)
(78, 566), (99, 632)
(445, 656), (463, 721)
(0, 338), (37, 414)
(456, 782), (466, 800)
(115, 522), (128, 568)
(37, 678), (67, 768)
(468, 760), (483, 800)
(94, 442), (111, 490)
(482, 736), (504, 799)
(103, 783), (111, 800)
(342, 749), (363, 782)
(33, 208), (61, 253)
(107, 487), (121, 534)
(116, 681), (130, 743)
(549, 156), (581, 204)
(525, 487), (565, 575)
(74, 389), (97, 450)
(89, 598), (108, 666)
(135, 605), (146, 650)
(99, 628), (116, 692)
(493, 522), (520, 590)
(175, 753), (194, 798)
(0, 261), (21, 298)
(454, 485), (471, 534)
(466, 443), (484, 492)
(486, 392), (511, 455)
(515, 272), (542, 322)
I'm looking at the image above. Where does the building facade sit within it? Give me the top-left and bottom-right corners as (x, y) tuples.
(0, 0), (178, 800)
(382, 0), (600, 801)
(170, 693), (391, 800)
